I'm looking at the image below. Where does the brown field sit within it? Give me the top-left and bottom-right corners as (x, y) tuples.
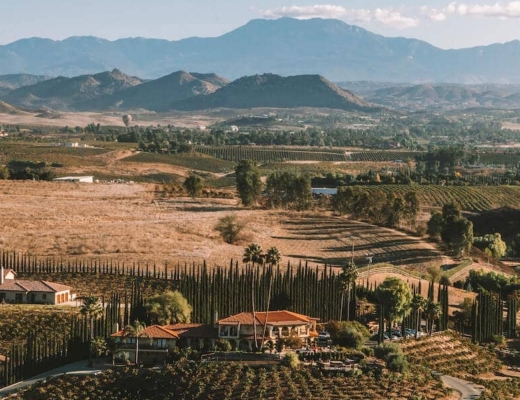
(0, 181), (451, 271)
(0, 110), (226, 129)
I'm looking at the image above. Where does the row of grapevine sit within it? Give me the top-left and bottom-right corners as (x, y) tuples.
(348, 151), (423, 162)
(193, 146), (348, 162)
(347, 185), (520, 211)
(14, 363), (451, 400)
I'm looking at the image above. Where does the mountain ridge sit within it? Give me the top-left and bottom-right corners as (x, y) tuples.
(3, 69), (144, 111)
(1, 18), (520, 83)
(167, 73), (379, 112)
(0, 70), (376, 113)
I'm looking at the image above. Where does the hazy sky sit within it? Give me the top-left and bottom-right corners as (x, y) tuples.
(1, 1), (520, 49)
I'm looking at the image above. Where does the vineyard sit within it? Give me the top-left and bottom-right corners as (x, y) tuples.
(353, 185), (520, 211)
(400, 333), (520, 400)
(400, 332), (501, 378)
(124, 152), (235, 173)
(348, 151), (423, 162)
(477, 152), (520, 166)
(0, 306), (77, 346)
(12, 362), (452, 400)
(193, 145), (349, 162)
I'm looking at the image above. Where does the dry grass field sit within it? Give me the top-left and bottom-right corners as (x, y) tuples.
(0, 181), (450, 271)
(0, 110), (226, 129)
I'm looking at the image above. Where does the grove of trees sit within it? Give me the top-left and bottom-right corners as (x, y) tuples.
(427, 202), (474, 256)
(333, 187), (419, 229)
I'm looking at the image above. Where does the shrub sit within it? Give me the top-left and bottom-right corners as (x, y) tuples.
(214, 214), (245, 244)
(281, 353), (300, 369)
(215, 339), (231, 352)
(374, 343), (408, 373)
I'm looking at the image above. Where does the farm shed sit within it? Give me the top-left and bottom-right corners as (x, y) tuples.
(53, 176), (94, 183)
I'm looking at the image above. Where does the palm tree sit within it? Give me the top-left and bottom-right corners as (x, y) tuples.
(79, 296), (103, 365)
(90, 337), (108, 363)
(411, 294), (427, 339)
(424, 300), (442, 335)
(123, 320), (150, 365)
(243, 243), (264, 351)
(262, 247), (281, 346)
(339, 262), (358, 322)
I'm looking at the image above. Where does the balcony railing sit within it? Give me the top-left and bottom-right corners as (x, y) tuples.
(116, 343), (168, 351)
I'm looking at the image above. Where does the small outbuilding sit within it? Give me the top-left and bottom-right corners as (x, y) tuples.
(53, 176), (94, 183)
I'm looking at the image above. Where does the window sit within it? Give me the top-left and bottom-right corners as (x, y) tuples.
(157, 339), (167, 348)
(0, 293), (5, 302)
(42, 294), (47, 300)
(15, 293), (23, 303)
(229, 326), (238, 337)
(219, 326), (228, 336)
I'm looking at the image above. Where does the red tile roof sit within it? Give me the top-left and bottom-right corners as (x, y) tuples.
(111, 325), (179, 339)
(0, 279), (72, 293)
(217, 310), (318, 326)
(164, 323), (218, 339)
(217, 312), (256, 325)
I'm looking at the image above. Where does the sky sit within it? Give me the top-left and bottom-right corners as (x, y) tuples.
(1, 1), (520, 49)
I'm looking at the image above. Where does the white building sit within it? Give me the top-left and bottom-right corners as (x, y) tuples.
(53, 176), (94, 183)
(0, 267), (74, 305)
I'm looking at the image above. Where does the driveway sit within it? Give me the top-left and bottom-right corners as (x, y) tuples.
(0, 360), (106, 398)
(441, 375), (485, 400)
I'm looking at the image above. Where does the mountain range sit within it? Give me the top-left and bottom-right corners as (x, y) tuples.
(338, 82), (520, 111)
(1, 18), (520, 83)
(0, 70), (376, 113)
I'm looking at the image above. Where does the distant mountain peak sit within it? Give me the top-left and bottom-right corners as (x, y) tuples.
(1, 18), (520, 82)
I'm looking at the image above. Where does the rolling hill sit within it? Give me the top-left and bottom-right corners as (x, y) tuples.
(1, 18), (520, 83)
(2, 69), (143, 111)
(347, 83), (520, 111)
(167, 73), (379, 112)
(76, 71), (229, 111)
(0, 73), (50, 97)
(0, 100), (25, 114)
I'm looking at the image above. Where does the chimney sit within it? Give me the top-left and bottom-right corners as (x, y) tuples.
(214, 310), (219, 326)
(0, 266), (4, 285)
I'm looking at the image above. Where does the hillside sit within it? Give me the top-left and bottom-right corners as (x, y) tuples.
(0, 100), (26, 115)
(0, 73), (49, 96)
(2, 69), (143, 111)
(340, 82), (520, 111)
(1, 18), (520, 82)
(168, 73), (378, 112)
(77, 71), (229, 111)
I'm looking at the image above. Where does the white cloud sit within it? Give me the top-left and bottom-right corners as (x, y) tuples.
(420, 6), (448, 21)
(259, 5), (419, 29)
(424, 2), (520, 21)
(261, 5), (348, 20)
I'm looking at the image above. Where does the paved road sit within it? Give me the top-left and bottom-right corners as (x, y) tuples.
(0, 360), (105, 398)
(441, 375), (485, 400)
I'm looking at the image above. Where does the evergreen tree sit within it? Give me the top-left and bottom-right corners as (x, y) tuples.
(235, 160), (262, 206)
